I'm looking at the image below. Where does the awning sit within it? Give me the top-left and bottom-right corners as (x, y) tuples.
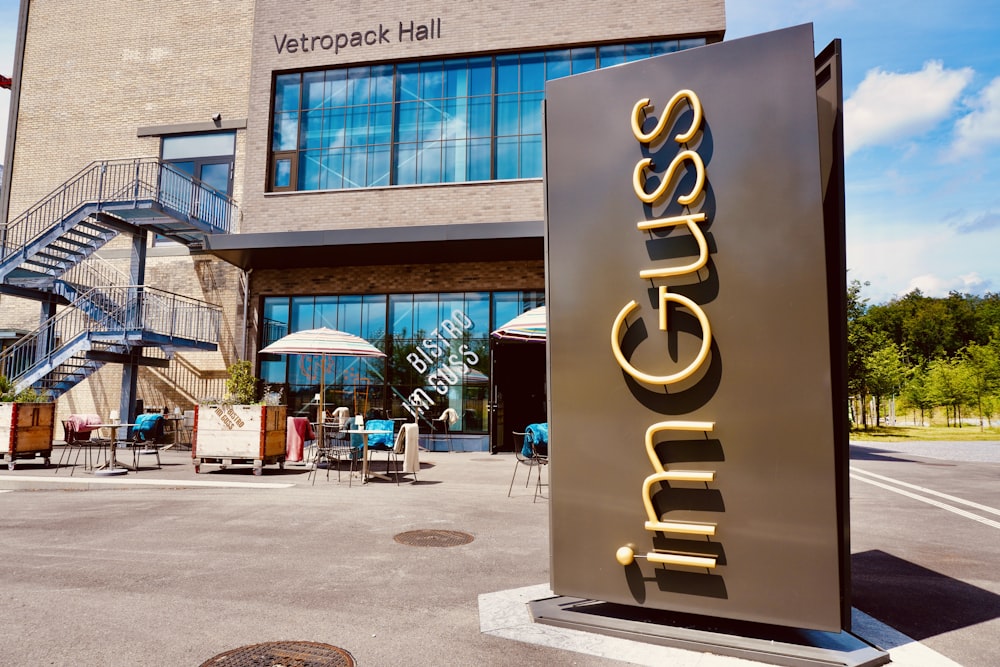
(199, 220), (544, 270)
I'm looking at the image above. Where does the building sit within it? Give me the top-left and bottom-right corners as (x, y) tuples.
(1, 0), (726, 451)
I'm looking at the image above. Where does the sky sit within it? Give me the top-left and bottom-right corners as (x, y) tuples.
(2, 0), (999, 304)
(725, 0), (1000, 304)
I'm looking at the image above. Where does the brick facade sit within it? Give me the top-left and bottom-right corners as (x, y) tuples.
(242, 0), (725, 234)
(3, 0), (254, 422)
(2, 0), (724, 426)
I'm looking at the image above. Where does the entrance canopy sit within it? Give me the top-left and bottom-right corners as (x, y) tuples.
(201, 220), (543, 270)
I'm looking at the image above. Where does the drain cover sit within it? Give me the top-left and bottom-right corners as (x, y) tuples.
(394, 529), (474, 547)
(200, 641), (354, 667)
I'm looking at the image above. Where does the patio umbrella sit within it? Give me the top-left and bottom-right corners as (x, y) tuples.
(490, 305), (547, 343)
(463, 368), (489, 384)
(259, 327), (385, 419)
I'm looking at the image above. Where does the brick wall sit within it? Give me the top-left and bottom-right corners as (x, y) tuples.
(7, 0), (254, 218)
(252, 259), (544, 296)
(241, 0), (726, 234)
(4, 0), (724, 425)
(4, 0), (254, 422)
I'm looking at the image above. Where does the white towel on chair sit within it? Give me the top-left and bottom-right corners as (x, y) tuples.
(331, 407), (350, 427)
(394, 423), (420, 474)
(441, 408), (459, 425)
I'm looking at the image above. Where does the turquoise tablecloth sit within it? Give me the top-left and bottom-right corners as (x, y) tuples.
(523, 423), (548, 457)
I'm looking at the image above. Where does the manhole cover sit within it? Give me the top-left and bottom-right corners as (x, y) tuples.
(200, 641), (354, 667)
(394, 529), (474, 547)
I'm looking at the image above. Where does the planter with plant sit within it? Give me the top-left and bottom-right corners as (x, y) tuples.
(192, 361), (287, 475)
(0, 377), (56, 470)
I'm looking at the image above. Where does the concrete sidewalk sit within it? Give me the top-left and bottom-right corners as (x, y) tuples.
(0, 447), (956, 666)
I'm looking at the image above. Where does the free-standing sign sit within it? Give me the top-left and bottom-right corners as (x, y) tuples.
(544, 24), (849, 631)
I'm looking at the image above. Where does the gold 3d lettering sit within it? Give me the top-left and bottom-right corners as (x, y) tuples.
(613, 89), (719, 570)
(629, 90), (702, 144)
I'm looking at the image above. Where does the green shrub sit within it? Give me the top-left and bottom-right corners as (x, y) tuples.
(0, 376), (50, 402)
(224, 361), (258, 404)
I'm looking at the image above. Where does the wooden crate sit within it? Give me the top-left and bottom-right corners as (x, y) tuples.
(192, 404), (287, 475)
(0, 402), (56, 470)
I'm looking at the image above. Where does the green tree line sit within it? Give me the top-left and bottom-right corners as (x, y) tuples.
(848, 280), (1000, 429)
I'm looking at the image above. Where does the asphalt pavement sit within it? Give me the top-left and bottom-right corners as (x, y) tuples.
(0, 440), (993, 666)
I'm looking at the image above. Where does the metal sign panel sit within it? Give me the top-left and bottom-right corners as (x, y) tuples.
(544, 24), (848, 631)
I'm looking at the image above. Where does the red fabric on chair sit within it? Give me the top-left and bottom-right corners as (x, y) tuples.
(285, 417), (315, 463)
(68, 414), (103, 433)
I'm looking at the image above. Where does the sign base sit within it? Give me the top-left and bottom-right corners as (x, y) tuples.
(530, 596), (889, 667)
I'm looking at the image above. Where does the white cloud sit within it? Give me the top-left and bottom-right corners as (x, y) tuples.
(844, 61), (973, 157)
(950, 76), (1000, 159)
(846, 213), (1000, 302)
(903, 272), (990, 297)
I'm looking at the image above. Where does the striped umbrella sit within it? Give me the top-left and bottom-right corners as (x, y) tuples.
(491, 306), (547, 343)
(259, 327), (385, 417)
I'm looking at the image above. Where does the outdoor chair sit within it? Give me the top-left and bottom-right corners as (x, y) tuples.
(507, 431), (535, 497)
(508, 427), (548, 501)
(177, 410), (195, 449)
(57, 419), (107, 475)
(129, 413), (165, 470)
(525, 424), (549, 502)
(364, 419), (399, 484)
(309, 415), (358, 485)
(392, 422), (420, 482)
(433, 408), (459, 452)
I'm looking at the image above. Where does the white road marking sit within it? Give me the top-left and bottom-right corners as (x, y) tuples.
(851, 466), (1000, 517)
(850, 470), (1000, 530)
(0, 476), (293, 489)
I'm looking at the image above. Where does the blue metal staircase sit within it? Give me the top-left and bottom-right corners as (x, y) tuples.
(0, 158), (235, 397)
(0, 285), (221, 395)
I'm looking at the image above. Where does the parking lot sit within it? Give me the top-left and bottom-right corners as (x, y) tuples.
(0, 442), (995, 666)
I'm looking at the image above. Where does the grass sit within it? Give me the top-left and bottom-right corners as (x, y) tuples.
(850, 423), (1000, 442)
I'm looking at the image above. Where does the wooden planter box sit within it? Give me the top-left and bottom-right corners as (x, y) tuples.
(192, 404), (287, 475)
(1, 402), (56, 470)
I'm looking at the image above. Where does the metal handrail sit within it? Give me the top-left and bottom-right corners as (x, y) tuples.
(0, 285), (222, 389)
(1, 158), (236, 260)
(62, 253), (131, 290)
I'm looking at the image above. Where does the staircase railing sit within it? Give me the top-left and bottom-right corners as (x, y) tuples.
(0, 285), (222, 390)
(1, 158), (236, 261)
(62, 253), (131, 290)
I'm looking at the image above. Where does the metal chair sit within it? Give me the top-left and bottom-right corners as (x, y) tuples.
(129, 413), (164, 470)
(528, 434), (549, 503)
(433, 408), (459, 452)
(176, 409), (195, 449)
(57, 420), (107, 475)
(392, 423), (420, 483)
(364, 419), (399, 485)
(507, 431), (539, 497)
(309, 416), (358, 485)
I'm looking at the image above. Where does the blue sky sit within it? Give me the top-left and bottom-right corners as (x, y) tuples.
(728, 1), (1000, 303)
(2, 1), (999, 304)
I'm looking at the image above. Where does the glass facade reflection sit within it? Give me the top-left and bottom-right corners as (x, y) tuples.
(260, 290), (544, 432)
(270, 38), (705, 190)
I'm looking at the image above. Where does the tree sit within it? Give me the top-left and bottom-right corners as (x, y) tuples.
(926, 358), (971, 427)
(847, 280), (876, 427)
(864, 342), (908, 426)
(960, 341), (1000, 430)
(901, 366), (934, 426)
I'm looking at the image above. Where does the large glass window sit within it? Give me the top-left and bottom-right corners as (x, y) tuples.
(260, 290), (544, 433)
(268, 38), (704, 191)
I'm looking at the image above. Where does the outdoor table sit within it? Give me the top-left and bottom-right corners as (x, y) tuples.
(91, 423), (136, 475)
(344, 428), (393, 483)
